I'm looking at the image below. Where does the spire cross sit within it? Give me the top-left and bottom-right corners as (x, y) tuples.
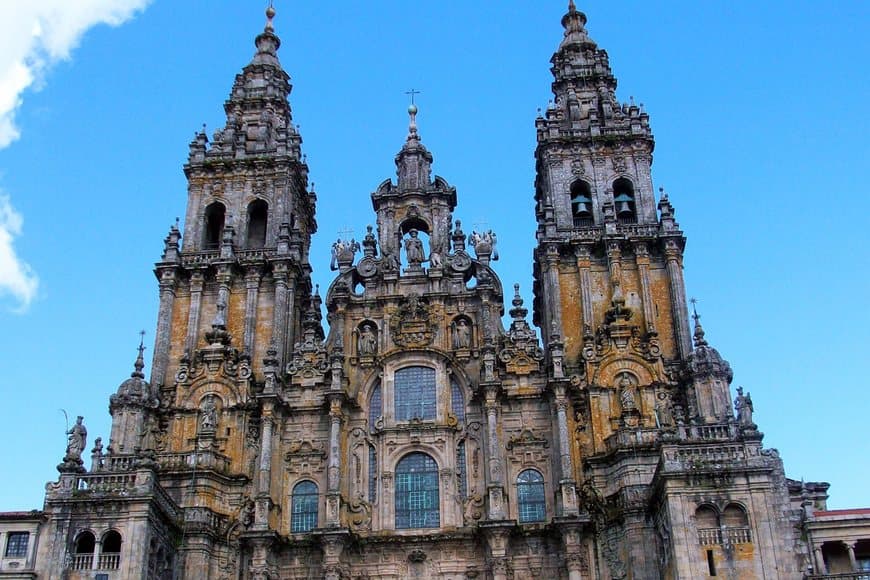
(337, 226), (355, 241)
(138, 330), (146, 352)
(690, 297), (700, 321)
(405, 88), (421, 105)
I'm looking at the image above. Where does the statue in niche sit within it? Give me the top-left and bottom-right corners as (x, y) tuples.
(404, 229), (425, 265)
(453, 318), (472, 349)
(199, 395), (218, 432)
(655, 392), (674, 427)
(618, 374), (636, 412)
(358, 323), (377, 356)
(735, 386), (754, 427)
(64, 416), (87, 463)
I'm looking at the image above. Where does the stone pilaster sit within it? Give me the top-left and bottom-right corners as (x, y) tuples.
(634, 242), (657, 334)
(185, 270), (205, 354)
(484, 385), (506, 519)
(574, 245), (594, 332)
(663, 238), (691, 359)
(151, 267), (177, 387)
(243, 266), (262, 352)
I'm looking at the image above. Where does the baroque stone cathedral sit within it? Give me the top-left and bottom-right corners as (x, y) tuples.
(32, 4), (810, 579)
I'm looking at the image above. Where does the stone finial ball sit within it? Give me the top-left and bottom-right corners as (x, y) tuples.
(266, 6), (276, 19)
(408, 103), (418, 115)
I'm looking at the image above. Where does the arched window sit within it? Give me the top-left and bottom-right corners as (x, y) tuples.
(451, 379), (465, 423)
(571, 180), (594, 227)
(696, 505), (721, 545)
(291, 481), (319, 533)
(246, 199), (268, 248)
(395, 452), (440, 529)
(99, 530), (122, 570)
(722, 503), (751, 544)
(394, 366), (436, 421)
(203, 202), (226, 249)
(613, 178), (636, 224)
(72, 531), (95, 571)
(369, 382), (382, 431)
(517, 469), (546, 523)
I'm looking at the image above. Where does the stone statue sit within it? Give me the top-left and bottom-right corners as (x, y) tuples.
(65, 416), (87, 463)
(200, 395), (218, 432)
(735, 386), (754, 427)
(382, 252), (400, 273)
(655, 392), (674, 427)
(469, 229), (499, 260)
(429, 250), (442, 268)
(453, 318), (472, 349)
(358, 323), (377, 356)
(618, 374), (636, 411)
(330, 237), (360, 270)
(404, 229), (425, 265)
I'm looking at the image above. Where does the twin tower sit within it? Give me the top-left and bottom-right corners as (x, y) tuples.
(39, 5), (805, 579)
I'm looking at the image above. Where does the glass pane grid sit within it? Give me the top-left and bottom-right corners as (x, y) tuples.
(5, 532), (28, 557)
(456, 442), (467, 500)
(369, 384), (382, 430)
(395, 367), (436, 421)
(395, 453), (440, 529)
(368, 445), (378, 502)
(291, 482), (318, 533)
(517, 469), (546, 523)
(451, 380), (466, 422)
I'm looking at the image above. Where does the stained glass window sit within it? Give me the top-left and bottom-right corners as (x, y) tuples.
(291, 480), (318, 533)
(456, 441), (468, 501)
(395, 452), (440, 529)
(394, 367), (436, 421)
(450, 379), (465, 423)
(368, 444), (378, 503)
(369, 382), (382, 430)
(517, 469), (546, 523)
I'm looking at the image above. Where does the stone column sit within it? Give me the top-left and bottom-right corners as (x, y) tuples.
(284, 278), (297, 362)
(254, 405), (275, 530)
(562, 525), (588, 580)
(663, 239), (692, 359)
(813, 546), (827, 574)
(634, 242), (657, 333)
(325, 396), (343, 527)
(606, 240), (624, 293)
(185, 270), (205, 354)
(484, 386), (506, 519)
(216, 266), (231, 314)
(484, 526), (512, 580)
(150, 268), (177, 387)
(574, 245), (594, 331)
(243, 266), (262, 352)
(543, 244), (563, 346)
(554, 386), (579, 516)
(845, 541), (858, 571)
(270, 263), (290, 364)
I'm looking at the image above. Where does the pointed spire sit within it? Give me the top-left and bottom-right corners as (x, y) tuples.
(510, 283), (529, 321)
(691, 298), (708, 347)
(561, 0), (590, 47)
(395, 99), (433, 190)
(132, 331), (146, 379)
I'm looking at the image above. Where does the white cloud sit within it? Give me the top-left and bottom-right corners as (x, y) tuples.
(0, 194), (38, 311)
(0, 0), (151, 148)
(0, 0), (150, 312)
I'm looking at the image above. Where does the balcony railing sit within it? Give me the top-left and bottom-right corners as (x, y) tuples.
(97, 552), (120, 570)
(806, 574), (870, 580)
(71, 554), (93, 570)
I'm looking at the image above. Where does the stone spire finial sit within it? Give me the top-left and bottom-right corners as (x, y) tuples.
(132, 330), (146, 379)
(265, 2), (276, 32)
(561, 0), (588, 37)
(690, 298), (708, 347)
(253, 1), (281, 60)
(510, 283), (529, 321)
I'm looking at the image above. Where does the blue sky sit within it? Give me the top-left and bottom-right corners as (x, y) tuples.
(0, 1), (867, 511)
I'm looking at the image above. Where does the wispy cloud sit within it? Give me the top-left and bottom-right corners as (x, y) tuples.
(0, 194), (37, 311)
(0, 0), (151, 312)
(0, 0), (152, 148)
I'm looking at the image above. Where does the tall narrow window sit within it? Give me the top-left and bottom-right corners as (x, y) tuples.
(395, 452), (440, 529)
(291, 481), (319, 533)
(613, 178), (636, 224)
(369, 382), (382, 431)
(451, 379), (465, 423)
(368, 444), (378, 503)
(203, 202), (226, 249)
(571, 180), (594, 227)
(517, 469), (546, 523)
(706, 549), (717, 576)
(4, 532), (28, 558)
(456, 441), (468, 501)
(394, 366), (436, 421)
(246, 199), (268, 248)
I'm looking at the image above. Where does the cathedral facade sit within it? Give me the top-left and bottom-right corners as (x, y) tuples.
(20, 4), (823, 579)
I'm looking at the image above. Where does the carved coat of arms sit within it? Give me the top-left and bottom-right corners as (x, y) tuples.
(390, 294), (436, 348)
